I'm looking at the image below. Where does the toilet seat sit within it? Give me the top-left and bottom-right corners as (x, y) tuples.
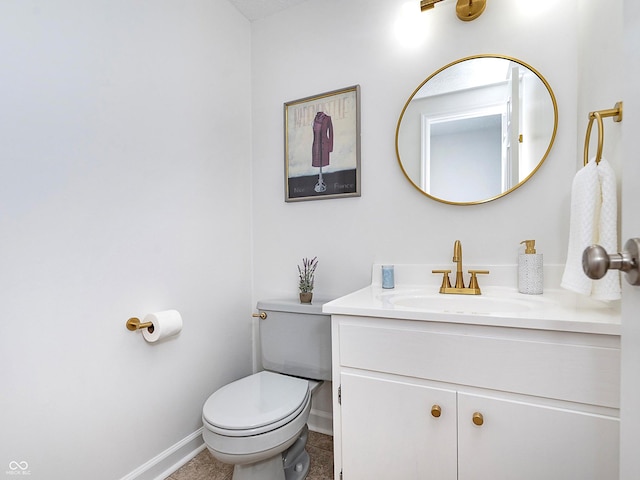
(202, 371), (310, 437)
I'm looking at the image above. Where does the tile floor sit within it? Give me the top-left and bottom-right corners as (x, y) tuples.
(166, 431), (334, 480)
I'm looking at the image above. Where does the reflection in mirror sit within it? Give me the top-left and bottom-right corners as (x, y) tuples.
(396, 55), (558, 205)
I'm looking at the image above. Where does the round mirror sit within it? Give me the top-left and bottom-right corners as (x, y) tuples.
(395, 54), (558, 205)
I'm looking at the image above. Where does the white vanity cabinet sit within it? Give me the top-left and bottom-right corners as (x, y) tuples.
(331, 314), (620, 480)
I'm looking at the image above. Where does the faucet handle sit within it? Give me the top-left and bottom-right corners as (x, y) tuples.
(467, 270), (490, 291)
(432, 269), (452, 292)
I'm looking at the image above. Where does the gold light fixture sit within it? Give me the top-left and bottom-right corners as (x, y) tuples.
(421, 0), (487, 21)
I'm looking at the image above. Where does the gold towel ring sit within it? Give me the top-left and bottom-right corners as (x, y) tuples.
(583, 102), (623, 166)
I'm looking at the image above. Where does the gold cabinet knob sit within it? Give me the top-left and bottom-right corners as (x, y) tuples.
(472, 412), (484, 426)
(431, 405), (442, 418)
(251, 312), (267, 320)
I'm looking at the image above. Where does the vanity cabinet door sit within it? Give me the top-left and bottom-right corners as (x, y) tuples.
(340, 372), (457, 480)
(457, 392), (620, 480)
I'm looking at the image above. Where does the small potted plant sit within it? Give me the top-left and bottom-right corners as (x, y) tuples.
(298, 256), (318, 303)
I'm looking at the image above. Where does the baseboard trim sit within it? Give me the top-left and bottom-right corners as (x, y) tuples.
(308, 408), (333, 436)
(119, 428), (205, 480)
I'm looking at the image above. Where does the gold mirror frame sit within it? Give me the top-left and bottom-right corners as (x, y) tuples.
(395, 54), (558, 206)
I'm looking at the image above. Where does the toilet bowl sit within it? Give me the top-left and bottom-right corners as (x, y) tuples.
(202, 371), (316, 480)
(201, 299), (332, 480)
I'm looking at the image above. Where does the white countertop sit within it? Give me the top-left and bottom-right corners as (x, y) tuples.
(322, 265), (621, 336)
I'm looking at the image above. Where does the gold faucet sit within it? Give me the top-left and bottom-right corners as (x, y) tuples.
(432, 240), (489, 295)
(453, 239), (464, 288)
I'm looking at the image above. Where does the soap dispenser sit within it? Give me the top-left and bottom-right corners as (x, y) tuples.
(518, 240), (543, 294)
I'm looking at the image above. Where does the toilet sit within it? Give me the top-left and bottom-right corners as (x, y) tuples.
(202, 298), (332, 480)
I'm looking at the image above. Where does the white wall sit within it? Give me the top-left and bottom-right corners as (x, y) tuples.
(0, 1), (253, 479)
(578, 0), (624, 171)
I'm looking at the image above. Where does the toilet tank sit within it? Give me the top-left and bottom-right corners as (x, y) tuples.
(256, 298), (332, 381)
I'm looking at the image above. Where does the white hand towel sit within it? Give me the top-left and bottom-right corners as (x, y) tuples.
(593, 158), (621, 300)
(561, 157), (620, 300)
(561, 160), (599, 295)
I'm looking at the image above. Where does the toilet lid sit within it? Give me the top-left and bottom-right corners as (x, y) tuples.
(203, 371), (310, 432)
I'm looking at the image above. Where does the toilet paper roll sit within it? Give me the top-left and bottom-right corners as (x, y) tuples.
(142, 310), (183, 343)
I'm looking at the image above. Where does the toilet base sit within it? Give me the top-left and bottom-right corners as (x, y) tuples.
(232, 454), (286, 480)
(231, 426), (310, 480)
(284, 450), (309, 480)
(283, 425), (310, 480)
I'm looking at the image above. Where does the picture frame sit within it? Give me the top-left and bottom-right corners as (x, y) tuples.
(284, 85), (361, 202)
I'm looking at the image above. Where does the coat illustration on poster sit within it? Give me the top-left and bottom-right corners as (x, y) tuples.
(312, 111), (333, 192)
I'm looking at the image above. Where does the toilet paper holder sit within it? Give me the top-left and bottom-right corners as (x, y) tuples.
(126, 317), (155, 333)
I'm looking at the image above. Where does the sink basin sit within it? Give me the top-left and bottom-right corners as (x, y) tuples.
(386, 291), (547, 314)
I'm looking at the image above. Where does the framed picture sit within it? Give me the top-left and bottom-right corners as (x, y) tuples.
(284, 85), (361, 202)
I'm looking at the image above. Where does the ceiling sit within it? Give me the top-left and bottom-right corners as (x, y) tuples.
(228, 0), (309, 21)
